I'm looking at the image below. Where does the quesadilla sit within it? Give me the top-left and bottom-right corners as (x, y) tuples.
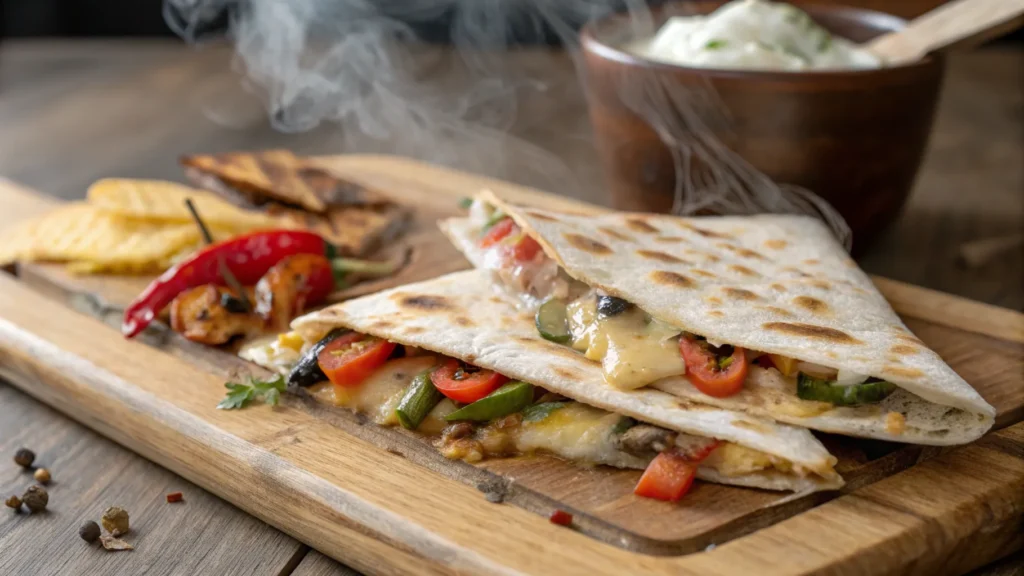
(440, 192), (996, 446)
(181, 150), (410, 257)
(242, 270), (843, 500)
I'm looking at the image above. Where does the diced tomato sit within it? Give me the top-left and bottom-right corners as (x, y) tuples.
(673, 437), (721, 461)
(480, 218), (515, 248)
(549, 509), (573, 526)
(679, 337), (748, 398)
(511, 234), (542, 261)
(480, 218), (542, 263)
(634, 451), (697, 502)
(430, 358), (508, 403)
(317, 333), (397, 388)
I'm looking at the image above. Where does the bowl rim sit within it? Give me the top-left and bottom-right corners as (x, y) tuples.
(580, 0), (941, 80)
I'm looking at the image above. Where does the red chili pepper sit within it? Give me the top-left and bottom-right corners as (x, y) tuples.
(549, 509), (573, 526)
(122, 230), (335, 338)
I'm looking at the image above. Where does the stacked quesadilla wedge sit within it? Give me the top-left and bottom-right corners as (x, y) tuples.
(440, 191), (995, 446)
(250, 271), (844, 499)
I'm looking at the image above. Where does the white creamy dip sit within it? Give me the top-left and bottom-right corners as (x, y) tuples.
(628, 0), (882, 71)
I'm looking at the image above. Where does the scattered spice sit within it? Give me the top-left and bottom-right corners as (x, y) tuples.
(5, 495), (22, 510)
(79, 521), (101, 543)
(21, 485), (48, 512)
(101, 506), (130, 536)
(33, 468), (51, 484)
(166, 492), (184, 503)
(14, 448), (35, 468)
(549, 509), (573, 526)
(99, 535), (134, 551)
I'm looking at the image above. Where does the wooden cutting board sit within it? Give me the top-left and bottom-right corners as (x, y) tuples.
(0, 157), (1022, 575)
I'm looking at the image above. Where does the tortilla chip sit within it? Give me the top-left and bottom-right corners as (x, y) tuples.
(88, 178), (279, 232)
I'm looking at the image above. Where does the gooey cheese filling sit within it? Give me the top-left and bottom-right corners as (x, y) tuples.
(244, 333), (809, 481)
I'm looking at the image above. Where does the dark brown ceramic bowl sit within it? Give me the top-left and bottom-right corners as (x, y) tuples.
(581, 2), (945, 251)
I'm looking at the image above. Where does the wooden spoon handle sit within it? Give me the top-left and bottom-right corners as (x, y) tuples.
(866, 0), (1024, 65)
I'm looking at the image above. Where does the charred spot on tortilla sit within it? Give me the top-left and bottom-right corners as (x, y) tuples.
(526, 211), (559, 222)
(681, 223), (729, 239)
(825, 351), (839, 359)
(733, 420), (771, 433)
(404, 326), (426, 334)
(454, 316), (474, 327)
(718, 243), (766, 260)
(650, 270), (696, 289)
(763, 322), (863, 345)
(792, 296), (829, 314)
(488, 296), (503, 304)
(705, 296), (724, 305)
(807, 279), (832, 290)
(770, 283), (787, 292)
(890, 344), (921, 356)
(803, 259), (821, 266)
(782, 267), (811, 278)
(693, 269), (717, 278)
(369, 320), (395, 331)
(685, 249), (721, 263)
(764, 239), (788, 250)
(553, 366), (583, 381)
(708, 310), (725, 318)
(882, 366), (925, 379)
(655, 235), (686, 243)
(729, 265), (760, 277)
(564, 233), (613, 255)
(395, 294), (452, 311)
(636, 249), (687, 264)
(723, 288), (760, 301)
(758, 306), (794, 318)
(598, 226), (634, 242)
(625, 218), (659, 234)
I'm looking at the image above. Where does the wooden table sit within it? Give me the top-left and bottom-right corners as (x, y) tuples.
(0, 39), (1021, 575)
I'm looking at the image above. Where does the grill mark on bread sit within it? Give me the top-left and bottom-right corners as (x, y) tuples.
(625, 218), (659, 234)
(723, 288), (760, 301)
(890, 344), (921, 356)
(681, 223), (729, 239)
(394, 294), (452, 311)
(763, 322), (862, 344)
(650, 270), (696, 288)
(882, 366), (925, 379)
(758, 306), (794, 318)
(564, 233), (613, 255)
(637, 249), (687, 264)
(729, 265), (760, 277)
(792, 296), (829, 314)
(598, 226), (634, 242)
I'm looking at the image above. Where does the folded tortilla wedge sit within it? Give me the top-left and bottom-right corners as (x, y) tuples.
(440, 191), (995, 446)
(283, 270), (843, 494)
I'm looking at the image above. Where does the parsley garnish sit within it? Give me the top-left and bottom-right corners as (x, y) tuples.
(717, 355), (735, 371)
(218, 375), (286, 410)
(522, 402), (567, 422)
(705, 39), (727, 50)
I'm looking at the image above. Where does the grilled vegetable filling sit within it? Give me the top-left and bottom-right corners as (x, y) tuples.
(466, 198), (899, 406)
(261, 328), (820, 502)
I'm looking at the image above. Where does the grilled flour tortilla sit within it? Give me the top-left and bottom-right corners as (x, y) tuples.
(291, 270), (843, 493)
(440, 192), (995, 446)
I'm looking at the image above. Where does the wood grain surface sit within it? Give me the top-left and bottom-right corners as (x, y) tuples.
(0, 383), (307, 576)
(0, 40), (1020, 310)
(0, 271), (1020, 575)
(0, 159), (1022, 573)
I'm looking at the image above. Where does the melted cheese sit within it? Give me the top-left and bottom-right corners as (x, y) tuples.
(567, 296), (686, 389)
(332, 356), (439, 425)
(516, 403), (648, 468)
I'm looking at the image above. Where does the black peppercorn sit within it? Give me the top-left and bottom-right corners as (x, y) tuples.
(79, 521), (101, 543)
(14, 448), (35, 468)
(21, 485), (48, 512)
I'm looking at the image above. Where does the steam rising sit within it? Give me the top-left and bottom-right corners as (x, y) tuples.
(166, 0), (850, 249)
